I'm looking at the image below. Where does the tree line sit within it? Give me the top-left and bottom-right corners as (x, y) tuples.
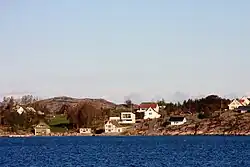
(157, 95), (231, 118)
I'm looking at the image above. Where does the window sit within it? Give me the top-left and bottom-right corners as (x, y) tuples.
(118, 129), (120, 132)
(108, 125), (111, 128)
(122, 114), (131, 118)
(149, 112), (152, 115)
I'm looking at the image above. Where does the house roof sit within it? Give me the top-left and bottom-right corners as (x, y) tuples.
(106, 120), (123, 127)
(139, 102), (157, 109)
(230, 99), (244, 105)
(169, 117), (185, 122)
(35, 121), (50, 129)
(239, 97), (250, 104)
(132, 104), (140, 109)
(239, 99), (246, 104)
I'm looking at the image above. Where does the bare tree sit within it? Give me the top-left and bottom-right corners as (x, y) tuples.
(20, 95), (40, 105)
(67, 103), (102, 130)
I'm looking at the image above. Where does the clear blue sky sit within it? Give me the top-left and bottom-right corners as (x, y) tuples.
(0, 0), (249, 103)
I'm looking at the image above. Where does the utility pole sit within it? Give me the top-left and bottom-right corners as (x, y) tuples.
(94, 111), (96, 128)
(189, 100), (191, 114)
(220, 99), (222, 116)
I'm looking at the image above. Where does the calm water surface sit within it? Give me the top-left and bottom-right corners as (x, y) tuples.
(0, 136), (250, 167)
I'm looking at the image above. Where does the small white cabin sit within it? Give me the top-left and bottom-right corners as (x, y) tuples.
(169, 117), (187, 125)
(79, 128), (92, 134)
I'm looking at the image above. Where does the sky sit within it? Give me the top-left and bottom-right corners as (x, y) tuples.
(0, 0), (250, 103)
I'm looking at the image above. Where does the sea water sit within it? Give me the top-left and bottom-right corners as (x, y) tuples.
(0, 136), (250, 166)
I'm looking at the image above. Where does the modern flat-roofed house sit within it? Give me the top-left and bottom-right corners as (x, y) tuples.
(119, 112), (135, 124)
(169, 117), (187, 125)
(137, 102), (161, 119)
(34, 121), (51, 136)
(105, 120), (127, 133)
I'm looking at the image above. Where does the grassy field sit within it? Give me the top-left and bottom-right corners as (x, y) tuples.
(49, 115), (69, 126)
(50, 126), (68, 133)
(49, 115), (70, 133)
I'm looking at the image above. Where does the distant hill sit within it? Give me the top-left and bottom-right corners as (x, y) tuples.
(32, 96), (117, 113)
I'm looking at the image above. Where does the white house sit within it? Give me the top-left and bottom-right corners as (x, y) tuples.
(119, 112), (136, 124)
(16, 106), (25, 115)
(79, 128), (92, 134)
(240, 97), (250, 106)
(228, 97), (250, 110)
(105, 120), (127, 133)
(169, 117), (187, 125)
(228, 99), (244, 110)
(144, 108), (161, 119)
(34, 121), (51, 136)
(137, 102), (161, 119)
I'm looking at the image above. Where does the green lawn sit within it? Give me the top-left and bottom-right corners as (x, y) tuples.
(49, 115), (70, 133)
(49, 115), (69, 126)
(50, 126), (68, 133)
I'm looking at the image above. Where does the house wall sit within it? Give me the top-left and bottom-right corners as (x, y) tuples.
(35, 128), (50, 136)
(170, 121), (184, 125)
(105, 122), (117, 133)
(46, 129), (51, 134)
(137, 108), (147, 113)
(170, 118), (187, 125)
(109, 117), (120, 121)
(239, 110), (248, 113)
(144, 108), (161, 119)
(117, 127), (126, 133)
(79, 128), (92, 134)
(120, 112), (135, 124)
(228, 100), (243, 110)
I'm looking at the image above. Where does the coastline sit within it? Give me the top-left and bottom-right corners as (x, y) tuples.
(1, 132), (250, 137)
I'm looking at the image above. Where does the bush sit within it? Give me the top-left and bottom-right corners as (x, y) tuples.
(161, 121), (170, 127)
(198, 112), (210, 119)
(50, 126), (68, 133)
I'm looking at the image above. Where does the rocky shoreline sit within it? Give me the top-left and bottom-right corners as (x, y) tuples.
(126, 131), (250, 136)
(1, 131), (250, 137)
